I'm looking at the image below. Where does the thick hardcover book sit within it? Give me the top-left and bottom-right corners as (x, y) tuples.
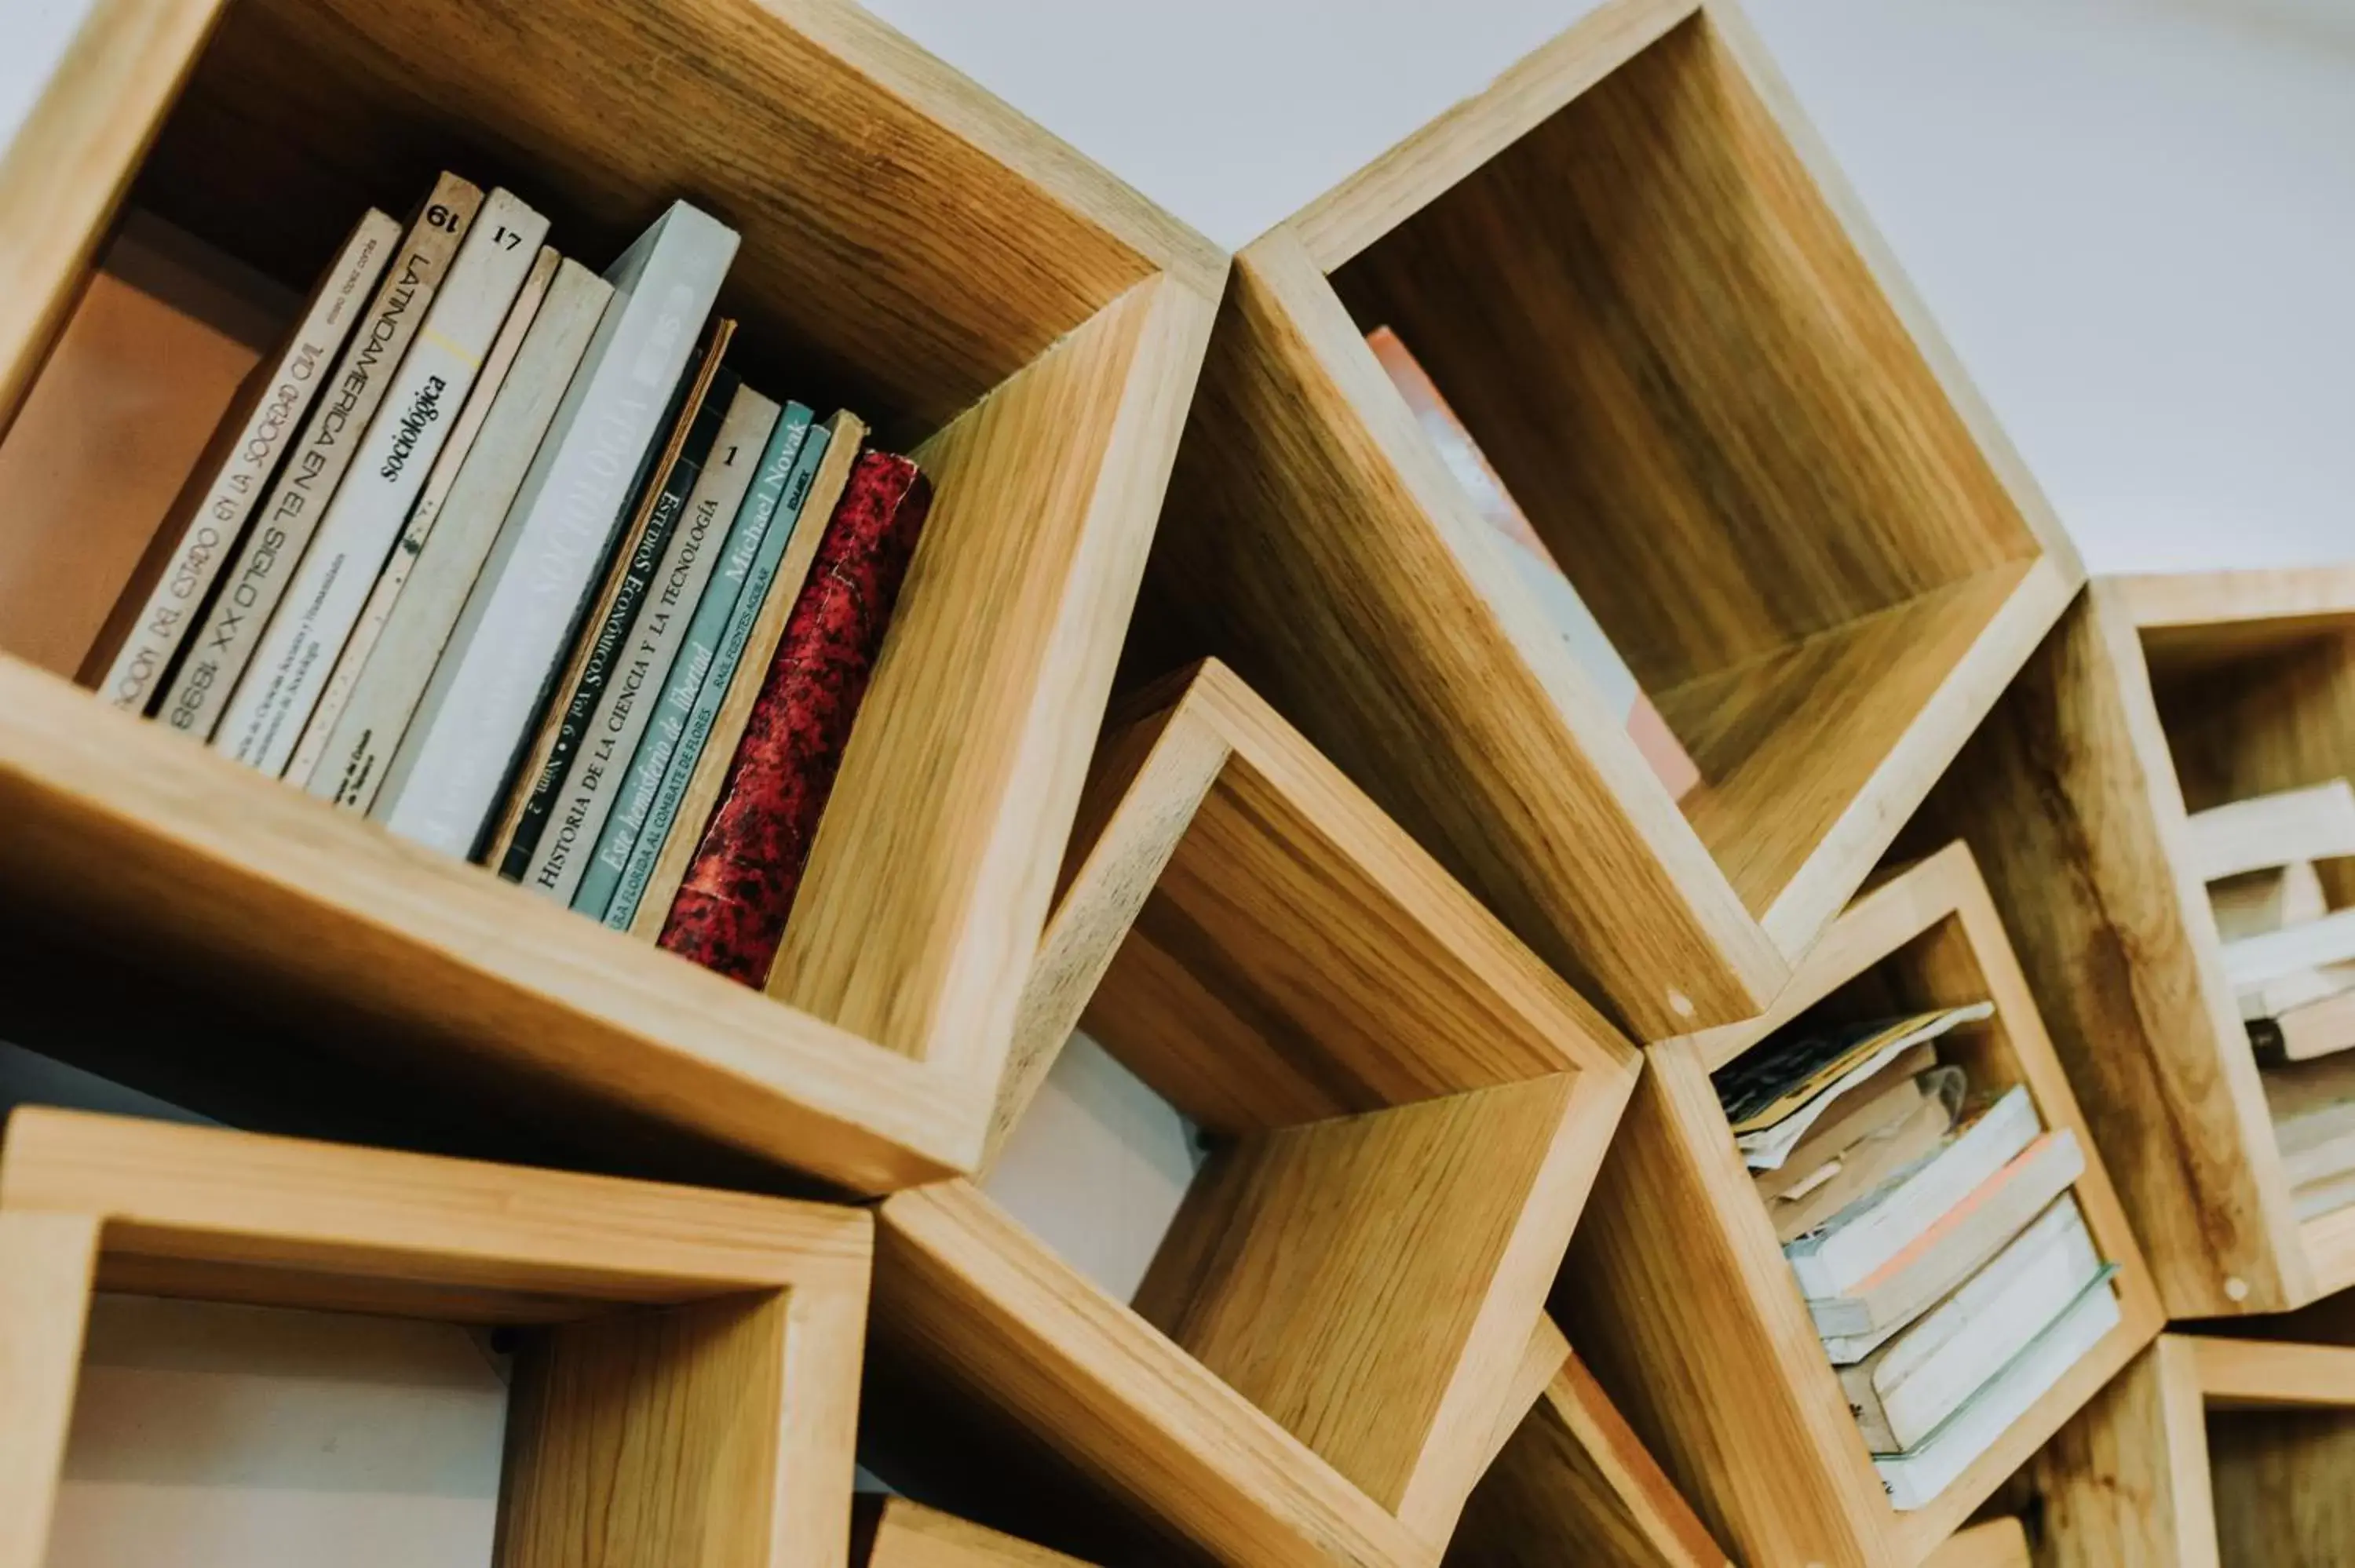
(286, 244), (560, 789)
(491, 342), (736, 879)
(554, 385), (783, 913)
(82, 210), (400, 710)
(219, 188), (550, 775)
(625, 412), (862, 939)
(378, 200), (739, 860)
(658, 450), (932, 984)
(582, 401), (817, 926)
(159, 173), (484, 741)
(527, 382), (777, 905)
(319, 257), (613, 814)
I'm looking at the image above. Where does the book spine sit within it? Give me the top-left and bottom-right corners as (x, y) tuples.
(314, 259), (613, 815)
(217, 189), (550, 775)
(158, 176), (482, 741)
(569, 391), (790, 920)
(658, 452), (932, 983)
(502, 370), (736, 884)
(378, 203), (738, 860)
(287, 243), (560, 789)
(604, 414), (827, 932)
(85, 210), (401, 711)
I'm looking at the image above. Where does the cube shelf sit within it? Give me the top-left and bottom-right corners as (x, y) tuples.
(1133, 0), (2080, 1041)
(1555, 841), (2163, 1568)
(1923, 1520), (2029, 1568)
(1908, 569), (2355, 1314)
(0, 0), (1224, 1194)
(1448, 1318), (1732, 1566)
(854, 1497), (1093, 1567)
(0, 1105), (871, 1568)
(2025, 1329), (2355, 1566)
(865, 658), (1640, 1566)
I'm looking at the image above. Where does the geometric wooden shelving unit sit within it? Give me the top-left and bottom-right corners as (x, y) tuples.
(1134, 0), (2082, 1041)
(864, 658), (1641, 1566)
(853, 1497), (1094, 1567)
(1555, 841), (2164, 1568)
(1923, 1519), (2030, 1568)
(0, 1105), (872, 1568)
(2023, 1329), (2355, 1566)
(0, 0), (1222, 1194)
(1448, 1321), (1732, 1566)
(1909, 568), (2355, 1315)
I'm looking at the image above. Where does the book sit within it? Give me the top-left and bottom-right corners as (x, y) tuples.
(1768, 1071), (1962, 1244)
(2266, 1055), (2355, 1214)
(2224, 909), (2355, 1006)
(377, 199), (739, 860)
(622, 411), (862, 938)
(658, 449), (933, 983)
(79, 210), (397, 708)
(1811, 1127), (2085, 1347)
(286, 244), (561, 789)
(575, 395), (807, 924)
(2185, 779), (2355, 883)
(1842, 1197), (2105, 1453)
(1364, 324), (1700, 801)
(490, 334), (736, 878)
(1755, 1047), (1943, 1203)
(2210, 859), (2329, 942)
(1718, 1005), (1994, 1171)
(1787, 1083), (2042, 1300)
(2251, 989), (2355, 1067)
(2295, 1168), (2355, 1221)
(1873, 1271), (2120, 1510)
(159, 173), (484, 742)
(528, 382), (778, 906)
(217, 188), (551, 775)
(313, 257), (613, 815)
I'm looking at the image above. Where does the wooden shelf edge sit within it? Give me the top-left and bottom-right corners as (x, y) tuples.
(2192, 1335), (2355, 1411)
(2111, 565), (2355, 633)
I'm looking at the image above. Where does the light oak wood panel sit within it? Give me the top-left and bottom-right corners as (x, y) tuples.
(0, 1108), (870, 1568)
(1146, 0), (2077, 1037)
(1925, 1520), (2030, 1568)
(1559, 844), (2162, 1568)
(2207, 1406), (2355, 1567)
(2194, 1337), (2355, 1413)
(0, 1212), (98, 1568)
(1449, 1340), (1732, 1568)
(855, 1498), (1094, 1568)
(2023, 1338), (2218, 1568)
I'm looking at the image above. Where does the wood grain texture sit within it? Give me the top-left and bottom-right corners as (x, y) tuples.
(0, 0), (225, 430)
(2207, 1405), (2355, 1567)
(2023, 1337), (2218, 1568)
(2194, 1336), (2355, 1412)
(0, 1210), (98, 1568)
(854, 1498), (1096, 1568)
(1907, 584), (2309, 1315)
(1923, 1520), (2029, 1568)
(871, 1180), (1429, 1568)
(777, 274), (1217, 1088)
(1449, 1343), (1732, 1568)
(1562, 844), (2162, 1568)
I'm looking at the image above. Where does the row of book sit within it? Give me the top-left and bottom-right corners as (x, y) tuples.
(82, 173), (930, 986)
(1716, 1007), (2120, 1511)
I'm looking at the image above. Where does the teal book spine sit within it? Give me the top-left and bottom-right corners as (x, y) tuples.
(600, 411), (831, 929)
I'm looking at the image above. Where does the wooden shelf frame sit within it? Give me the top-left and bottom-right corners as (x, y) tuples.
(1557, 842), (2163, 1568)
(853, 1497), (1095, 1568)
(2027, 1330), (2355, 1566)
(0, 0), (1224, 1195)
(865, 658), (1641, 1567)
(1908, 569), (2355, 1315)
(1134, 0), (2081, 1041)
(0, 1105), (872, 1568)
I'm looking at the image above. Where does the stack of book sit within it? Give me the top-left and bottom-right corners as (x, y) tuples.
(2188, 782), (2355, 1217)
(79, 172), (933, 989)
(1714, 1007), (2120, 1511)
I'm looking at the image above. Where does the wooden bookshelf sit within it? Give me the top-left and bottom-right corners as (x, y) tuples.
(864, 658), (1640, 1566)
(0, 1105), (871, 1568)
(1556, 842), (2163, 1568)
(1924, 1519), (2030, 1568)
(1131, 0), (2081, 1041)
(2026, 1327), (2355, 1566)
(1449, 1321), (1732, 1567)
(1910, 568), (2355, 1315)
(853, 1497), (1094, 1568)
(0, 0), (1223, 1194)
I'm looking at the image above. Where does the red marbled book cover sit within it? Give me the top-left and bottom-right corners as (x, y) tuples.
(658, 448), (932, 984)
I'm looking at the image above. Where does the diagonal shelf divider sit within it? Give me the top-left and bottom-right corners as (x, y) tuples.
(866, 658), (1639, 1567)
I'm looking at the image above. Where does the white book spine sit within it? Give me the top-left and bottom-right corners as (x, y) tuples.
(312, 259), (614, 815)
(92, 210), (401, 711)
(379, 202), (739, 859)
(1789, 1085), (2039, 1299)
(215, 190), (551, 775)
(524, 386), (778, 905)
(286, 244), (560, 789)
